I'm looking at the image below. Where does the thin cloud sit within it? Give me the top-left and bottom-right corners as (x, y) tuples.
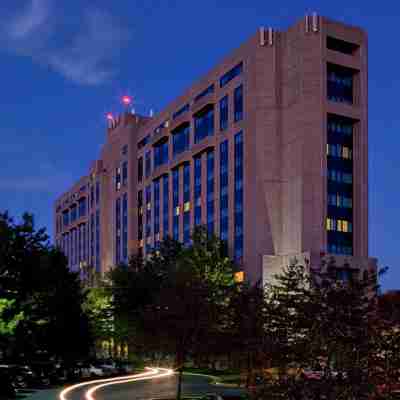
(2, 1), (131, 85)
(7, 0), (49, 39)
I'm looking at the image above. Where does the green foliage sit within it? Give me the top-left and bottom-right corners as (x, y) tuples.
(0, 299), (24, 336)
(0, 211), (91, 361)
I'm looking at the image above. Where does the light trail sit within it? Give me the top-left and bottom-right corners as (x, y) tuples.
(85, 368), (174, 400)
(59, 367), (160, 400)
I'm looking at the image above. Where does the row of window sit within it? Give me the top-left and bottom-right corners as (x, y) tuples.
(327, 169), (353, 184)
(327, 119), (353, 136)
(328, 193), (352, 209)
(328, 243), (353, 256)
(137, 60), (243, 152)
(327, 64), (354, 104)
(326, 218), (352, 233)
(327, 144), (352, 160)
(137, 86), (243, 181)
(137, 132), (243, 257)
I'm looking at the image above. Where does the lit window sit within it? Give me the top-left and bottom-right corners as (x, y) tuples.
(342, 220), (349, 232)
(139, 239), (144, 247)
(147, 203), (151, 211)
(184, 202), (190, 212)
(326, 218), (333, 231)
(234, 271), (244, 283)
(175, 206), (180, 216)
(139, 207), (143, 215)
(337, 220), (343, 232)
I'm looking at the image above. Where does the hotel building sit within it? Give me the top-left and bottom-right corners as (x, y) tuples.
(54, 14), (377, 284)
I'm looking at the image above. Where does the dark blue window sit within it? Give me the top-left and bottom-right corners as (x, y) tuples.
(220, 140), (229, 242)
(90, 185), (94, 209)
(154, 140), (169, 168)
(78, 198), (87, 218)
(145, 150), (152, 178)
(122, 161), (128, 186)
(138, 190), (143, 241)
(145, 185), (152, 238)
(63, 210), (69, 227)
(219, 96), (228, 131)
(220, 62), (243, 88)
(70, 205), (77, 223)
(172, 124), (190, 157)
(327, 114), (353, 256)
(138, 134), (150, 150)
(183, 163), (191, 245)
(82, 223), (86, 262)
(234, 131), (244, 261)
(95, 210), (100, 271)
(173, 103), (190, 119)
(122, 193), (128, 262)
(234, 85), (243, 122)
(327, 64), (354, 104)
(194, 107), (214, 144)
(173, 169), (180, 241)
(95, 181), (100, 205)
(194, 84), (214, 102)
(163, 175), (169, 237)
(116, 197), (121, 265)
(194, 155), (202, 226)
(138, 157), (143, 183)
(207, 151), (215, 235)
(90, 213), (94, 266)
(154, 179), (160, 248)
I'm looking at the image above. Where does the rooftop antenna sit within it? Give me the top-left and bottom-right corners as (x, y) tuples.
(149, 109), (154, 117)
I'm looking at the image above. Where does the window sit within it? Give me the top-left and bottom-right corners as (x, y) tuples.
(154, 179), (160, 248)
(220, 140), (229, 242)
(122, 161), (128, 186)
(145, 185), (152, 238)
(78, 197), (87, 218)
(219, 95), (228, 131)
(327, 64), (354, 104)
(154, 140), (169, 168)
(234, 85), (243, 122)
(116, 167), (121, 191)
(183, 163), (191, 245)
(138, 190), (143, 241)
(207, 151), (215, 234)
(327, 144), (352, 160)
(173, 103), (190, 119)
(163, 175), (169, 237)
(116, 198), (121, 264)
(138, 135), (150, 150)
(194, 84), (214, 103)
(95, 181), (100, 206)
(95, 210), (100, 272)
(220, 62), (243, 88)
(122, 193), (128, 262)
(90, 213), (95, 266)
(90, 185), (94, 209)
(172, 169), (180, 241)
(194, 155), (202, 226)
(327, 36), (359, 55)
(328, 169), (353, 185)
(63, 210), (70, 227)
(138, 157), (143, 183)
(234, 131), (244, 261)
(172, 124), (190, 157)
(71, 205), (77, 223)
(145, 150), (152, 178)
(194, 107), (214, 144)
(326, 218), (352, 233)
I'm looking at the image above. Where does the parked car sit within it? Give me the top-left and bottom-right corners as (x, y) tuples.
(81, 364), (105, 378)
(0, 367), (16, 398)
(115, 361), (134, 375)
(97, 360), (118, 376)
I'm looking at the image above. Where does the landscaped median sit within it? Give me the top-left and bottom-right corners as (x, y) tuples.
(182, 368), (243, 387)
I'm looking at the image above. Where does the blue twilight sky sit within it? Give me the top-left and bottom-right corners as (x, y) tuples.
(0, 0), (398, 290)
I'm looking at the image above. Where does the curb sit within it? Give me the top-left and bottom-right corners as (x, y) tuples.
(182, 372), (241, 388)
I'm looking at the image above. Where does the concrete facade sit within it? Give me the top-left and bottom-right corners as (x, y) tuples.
(54, 14), (376, 283)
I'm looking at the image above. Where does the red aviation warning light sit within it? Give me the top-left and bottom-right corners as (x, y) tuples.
(122, 95), (132, 106)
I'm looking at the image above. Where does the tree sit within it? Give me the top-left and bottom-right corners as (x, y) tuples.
(0, 211), (91, 361)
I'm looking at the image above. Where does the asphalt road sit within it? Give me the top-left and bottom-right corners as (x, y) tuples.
(63, 373), (245, 400)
